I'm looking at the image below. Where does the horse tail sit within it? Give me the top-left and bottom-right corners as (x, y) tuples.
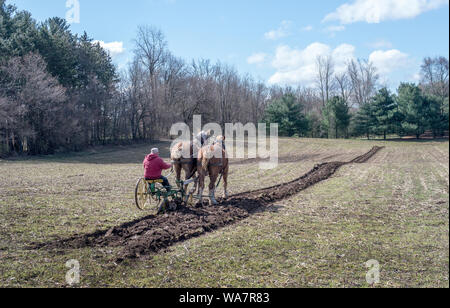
(201, 158), (210, 170)
(171, 142), (183, 160)
(200, 145), (216, 170)
(201, 149), (210, 170)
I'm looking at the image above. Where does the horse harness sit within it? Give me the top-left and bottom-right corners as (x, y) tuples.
(172, 141), (227, 188)
(172, 158), (195, 166)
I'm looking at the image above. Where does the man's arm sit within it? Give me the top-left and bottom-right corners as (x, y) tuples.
(159, 158), (172, 170)
(143, 158), (147, 169)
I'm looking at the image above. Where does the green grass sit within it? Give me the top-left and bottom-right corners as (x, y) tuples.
(0, 138), (448, 287)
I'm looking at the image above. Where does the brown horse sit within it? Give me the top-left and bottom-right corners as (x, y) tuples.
(197, 136), (229, 205)
(170, 141), (198, 192)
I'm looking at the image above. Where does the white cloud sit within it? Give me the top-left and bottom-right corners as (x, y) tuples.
(268, 43), (356, 86)
(368, 39), (393, 49)
(332, 44), (357, 68)
(247, 53), (268, 65)
(94, 41), (125, 58)
(265, 42), (413, 87)
(368, 49), (410, 74)
(264, 20), (292, 40)
(324, 0), (449, 24)
(301, 25), (314, 32)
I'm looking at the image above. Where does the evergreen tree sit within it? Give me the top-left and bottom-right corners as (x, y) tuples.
(321, 98), (334, 138)
(423, 95), (446, 138)
(264, 93), (309, 137)
(323, 96), (351, 139)
(389, 98), (405, 137)
(372, 88), (396, 140)
(334, 97), (351, 139)
(1, 1), (38, 61)
(443, 97), (449, 132)
(397, 83), (427, 139)
(0, 0), (16, 61)
(352, 102), (376, 139)
(35, 17), (79, 87)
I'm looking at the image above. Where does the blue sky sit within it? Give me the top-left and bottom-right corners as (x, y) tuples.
(7, 0), (450, 89)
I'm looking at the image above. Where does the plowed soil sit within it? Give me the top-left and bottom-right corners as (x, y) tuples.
(35, 146), (384, 261)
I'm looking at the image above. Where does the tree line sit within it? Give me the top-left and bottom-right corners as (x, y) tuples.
(0, 1), (448, 156)
(265, 57), (449, 139)
(0, 1), (116, 155)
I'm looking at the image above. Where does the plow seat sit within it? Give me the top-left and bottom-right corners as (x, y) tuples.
(146, 179), (164, 184)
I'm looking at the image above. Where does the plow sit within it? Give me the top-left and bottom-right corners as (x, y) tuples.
(135, 167), (223, 213)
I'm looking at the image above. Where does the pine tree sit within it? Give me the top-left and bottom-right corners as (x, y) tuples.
(423, 95), (445, 138)
(397, 83), (427, 139)
(334, 97), (351, 139)
(323, 96), (351, 139)
(264, 94), (309, 137)
(352, 102), (376, 139)
(372, 88), (396, 140)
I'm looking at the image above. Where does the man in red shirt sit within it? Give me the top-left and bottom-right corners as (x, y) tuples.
(143, 148), (173, 190)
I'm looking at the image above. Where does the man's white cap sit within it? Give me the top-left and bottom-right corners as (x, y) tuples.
(151, 148), (159, 154)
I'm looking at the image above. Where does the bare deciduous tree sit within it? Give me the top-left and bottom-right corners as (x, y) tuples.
(347, 59), (379, 107)
(316, 55), (335, 107)
(335, 72), (352, 105)
(420, 56), (449, 99)
(0, 53), (66, 154)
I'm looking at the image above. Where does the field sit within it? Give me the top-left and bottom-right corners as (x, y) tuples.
(0, 138), (448, 288)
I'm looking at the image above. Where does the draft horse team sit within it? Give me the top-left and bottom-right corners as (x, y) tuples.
(170, 131), (229, 205)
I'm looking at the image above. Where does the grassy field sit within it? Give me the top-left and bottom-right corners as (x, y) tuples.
(0, 138), (448, 288)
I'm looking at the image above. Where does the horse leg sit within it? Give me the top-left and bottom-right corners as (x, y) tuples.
(222, 164), (229, 199)
(209, 170), (219, 205)
(192, 172), (199, 194)
(175, 163), (182, 189)
(183, 165), (190, 192)
(197, 169), (205, 204)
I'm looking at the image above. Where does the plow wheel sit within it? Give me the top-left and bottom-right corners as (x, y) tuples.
(135, 178), (162, 212)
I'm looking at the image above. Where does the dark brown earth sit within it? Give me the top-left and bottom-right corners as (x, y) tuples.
(34, 146), (384, 261)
